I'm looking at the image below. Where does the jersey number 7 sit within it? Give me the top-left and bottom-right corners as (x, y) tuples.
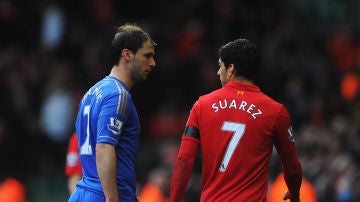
(219, 121), (246, 172)
(80, 105), (92, 155)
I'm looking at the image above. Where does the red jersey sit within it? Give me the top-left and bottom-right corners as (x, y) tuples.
(171, 81), (302, 202)
(65, 133), (82, 176)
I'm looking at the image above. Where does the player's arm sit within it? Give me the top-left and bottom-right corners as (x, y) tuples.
(273, 107), (302, 202)
(67, 174), (82, 194)
(170, 127), (200, 202)
(96, 92), (127, 202)
(171, 100), (201, 202)
(96, 142), (119, 202)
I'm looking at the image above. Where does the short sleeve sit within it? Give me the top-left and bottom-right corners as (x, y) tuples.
(96, 92), (128, 146)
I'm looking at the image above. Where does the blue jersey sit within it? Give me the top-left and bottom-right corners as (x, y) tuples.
(75, 76), (139, 201)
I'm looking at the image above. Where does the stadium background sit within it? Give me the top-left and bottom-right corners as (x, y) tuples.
(0, 0), (359, 201)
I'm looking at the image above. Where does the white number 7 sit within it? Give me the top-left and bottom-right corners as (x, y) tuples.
(219, 121), (246, 172)
(80, 105), (92, 155)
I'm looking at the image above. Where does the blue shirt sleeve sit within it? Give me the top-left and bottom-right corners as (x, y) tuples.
(96, 91), (128, 146)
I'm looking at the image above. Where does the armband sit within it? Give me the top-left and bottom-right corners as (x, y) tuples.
(183, 126), (200, 140)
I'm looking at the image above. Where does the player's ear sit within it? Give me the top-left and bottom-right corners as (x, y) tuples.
(228, 64), (236, 78)
(121, 49), (132, 62)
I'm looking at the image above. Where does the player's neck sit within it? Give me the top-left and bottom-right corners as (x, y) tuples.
(232, 77), (254, 85)
(109, 66), (134, 89)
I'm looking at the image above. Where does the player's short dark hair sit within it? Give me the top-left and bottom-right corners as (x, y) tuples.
(218, 38), (260, 81)
(110, 23), (157, 66)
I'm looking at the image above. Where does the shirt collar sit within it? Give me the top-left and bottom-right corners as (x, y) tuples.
(106, 75), (129, 91)
(224, 81), (261, 92)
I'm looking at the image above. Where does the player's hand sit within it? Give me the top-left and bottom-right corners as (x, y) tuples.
(283, 191), (300, 202)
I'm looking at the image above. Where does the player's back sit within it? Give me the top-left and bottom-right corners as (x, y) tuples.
(75, 76), (137, 195)
(196, 81), (284, 201)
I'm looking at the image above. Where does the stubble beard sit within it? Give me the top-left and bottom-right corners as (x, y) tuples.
(130, 61), (146, 83)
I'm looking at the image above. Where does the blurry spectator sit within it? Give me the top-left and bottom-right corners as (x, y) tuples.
(330, 152), (357, 202)
(138, 167), (171, 202)
(0, 117), (26, 202)
(174, 21), (203, 60)
(40, 65), (76, 143)
(148, 106), (186, 139)
(40, 88), (75, 143)
(268, 173), (317, 202)
(340, 72), (359, 102)
(0, 178), (26, 202)
(89, 0), (113, 25)
(65, 132), (82, 194)
(41, 3), (65, 50)
(158, 140), (180, 169)
(327, 26), (360, 71)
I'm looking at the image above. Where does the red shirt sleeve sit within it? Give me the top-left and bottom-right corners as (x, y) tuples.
(273, 106), (302, 200)
(65, 133), (82, 176)
(170, 101), (200, 202)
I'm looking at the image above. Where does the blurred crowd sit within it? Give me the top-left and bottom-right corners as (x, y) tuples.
(0, 0), (359, 201)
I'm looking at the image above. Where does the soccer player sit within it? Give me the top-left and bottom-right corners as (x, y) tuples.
(65, 132), (82, 194)
(170, 38), (302, 202)
(69, 23), (156, 202)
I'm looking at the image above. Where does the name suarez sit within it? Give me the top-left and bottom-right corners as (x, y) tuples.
(211, 99), (263, 119)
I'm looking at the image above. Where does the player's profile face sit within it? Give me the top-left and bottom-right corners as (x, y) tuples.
(217, 58), (227, 86)
(130, 40), (156, 82)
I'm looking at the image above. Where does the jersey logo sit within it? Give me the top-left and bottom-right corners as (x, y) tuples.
(288, 127), (295, 142)
(107, 117), (123, 135)
(237, 91), (244, 95)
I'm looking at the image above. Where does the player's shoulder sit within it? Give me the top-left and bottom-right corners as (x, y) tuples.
(198, 88), (222, 100)
(97, 76), (130, 97)
(259, 91), (283, 105)
(194, 88), (232, 108)
(258, 92), (287, 111)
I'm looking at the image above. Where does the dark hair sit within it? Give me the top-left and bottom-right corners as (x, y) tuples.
(218, 38), (260, 81)
(110, 23), (157, 66)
